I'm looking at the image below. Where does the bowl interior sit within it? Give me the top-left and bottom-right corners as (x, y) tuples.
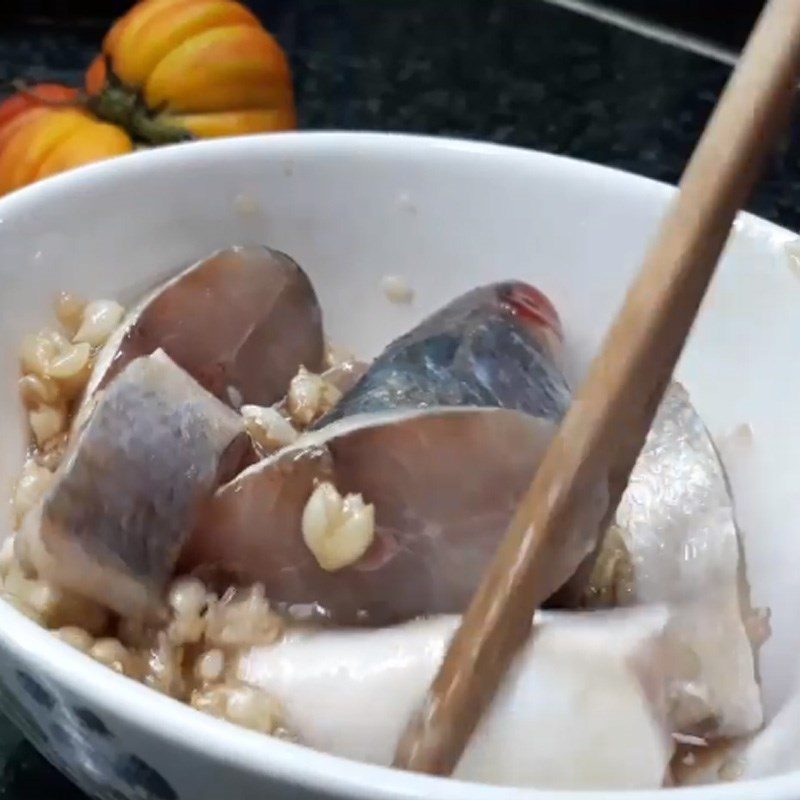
(0, 132), (799, 794)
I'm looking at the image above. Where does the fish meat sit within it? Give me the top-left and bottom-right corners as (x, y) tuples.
(184, 282), (572, 623)
(239, 608), (674, 789)
(585, 383), (763, 740)
(700, 674), (800, 785)
(84, 246), (324, 409)
(20, 350), (248, 618)
(317, 280), (570, 424)
(184, 408), (559, 624)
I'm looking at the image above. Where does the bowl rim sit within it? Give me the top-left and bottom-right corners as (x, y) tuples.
(0, 131), (793, 800)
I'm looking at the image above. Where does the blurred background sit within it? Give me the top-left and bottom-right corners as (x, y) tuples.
(4, 0), (793, 226)
(0, 1), (767, 51)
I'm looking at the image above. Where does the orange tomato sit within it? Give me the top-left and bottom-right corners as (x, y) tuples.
(0, 1), (293, 195)
(0, 84), (78, 129)
(86, 0), (296, 143)
(0, 86), (133, 196)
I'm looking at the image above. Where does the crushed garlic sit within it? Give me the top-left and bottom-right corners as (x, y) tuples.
(18, 295), (125, 458)
(3, 561), (108, 633)
(55, 292), (86, 336)
(35, 433), (68, 471)
(20, 331), (60, 378)
(56, 625), (94, 652)
(286, 366), (342, 427)
(90, 637), (132, 675)
(0, 538), (15, 580)
(166, 576), (208, 645)
(28, 404), (67, 448)
(241, 405), (298, 452)
(205, 584), (283, 648)
(74, 300), (125, 347)
(324, 341), (356, 370)
(18, 374), (60, 408)
(12, 460), (53, 526)
(191, 683), (283, 734)
(194, 648), (226, 684)
(46, 341), (91, 380)
(233, 192), (261, 218)
(301, 481), (375, 571)
(380, 274), (414, 304)
(144, 632), (185, 696)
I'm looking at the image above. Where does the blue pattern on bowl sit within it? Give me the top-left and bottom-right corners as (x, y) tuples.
(17, 671), (55, 711)
(113, 754), (178, 800)
(73, 707), (113, 738)
(0, 669), (178, 800)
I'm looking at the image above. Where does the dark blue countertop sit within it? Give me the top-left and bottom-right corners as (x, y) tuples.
(0, 1), (794, 796)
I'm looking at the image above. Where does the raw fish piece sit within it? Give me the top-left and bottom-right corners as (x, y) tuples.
(185, 282), (574, 624)
(184, 408), (559, 624)
(683, 676), (800, 785)
(84, 246), (324, 408)
(587, 383), (763, 739)
(23, 350), (247, 617)
(239, 608), (673, 790)
(318, 281), (569, 425)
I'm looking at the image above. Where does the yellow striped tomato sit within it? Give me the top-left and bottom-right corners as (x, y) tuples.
(0, 86), (133, 195)
(85, 0), (296, 144)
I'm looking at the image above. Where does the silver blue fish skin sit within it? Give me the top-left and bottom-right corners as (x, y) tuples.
(317, 282), (571, 426)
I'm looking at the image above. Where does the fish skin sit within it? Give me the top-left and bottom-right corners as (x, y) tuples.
(185, 407), (558, 625)
(85, 245), (324, 409)
(584, 382), (763, 740)
(185, 283), (571, 624)
(317, 281), (570, 426)
(31, 350), (248, 618)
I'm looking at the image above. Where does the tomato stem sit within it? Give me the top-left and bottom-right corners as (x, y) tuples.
(87, 63), (192, 145)
(129, 110), (193, 145)
(87, 84), (138, 129)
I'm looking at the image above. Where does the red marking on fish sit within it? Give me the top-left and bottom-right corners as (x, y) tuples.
(503, 283), (563, 340)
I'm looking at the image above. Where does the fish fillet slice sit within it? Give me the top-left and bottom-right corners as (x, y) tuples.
(185, 281), (571, 624)
(25, 350), (247, 617)
(84, 245), (324, 408)
(184, 407), (557, 624)
(239, 608), (673, 790)
(591, 383), (763, 739)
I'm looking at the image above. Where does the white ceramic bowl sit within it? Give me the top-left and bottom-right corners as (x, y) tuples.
(0, 132), (798, 800)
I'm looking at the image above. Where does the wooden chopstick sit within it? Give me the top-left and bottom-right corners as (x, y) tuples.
(393, 0), (800, 777)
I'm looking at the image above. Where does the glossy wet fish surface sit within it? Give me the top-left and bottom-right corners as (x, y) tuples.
(186, 281), (571, 624)
(585, 383), (763, 740)
(240, 608), (673, 790)
(319, 281), (570, 425)
(5, 246), (768, 792)
(88, 245), (324, 408)
(186, 407), (557, 624)
(34, 350), (248, 617)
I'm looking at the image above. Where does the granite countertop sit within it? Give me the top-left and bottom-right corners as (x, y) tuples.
(0, 1), (794, 796)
